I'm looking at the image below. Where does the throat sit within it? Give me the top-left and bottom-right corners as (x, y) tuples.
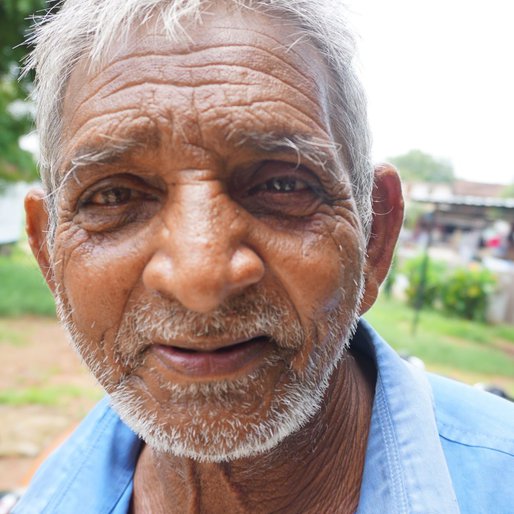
(131, 452), (250, 514)
(131, 350), (375, 514)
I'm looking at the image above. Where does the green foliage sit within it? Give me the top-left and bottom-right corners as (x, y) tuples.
(0, 384), (102, 406)
(0, 244), (55, 317)
(0, 0), (48, 182)
(402, 255), (498, 322)
(403, 254), (447, 308)
(0, 80), (38, 181)
(365, 296), (514, 387)
(441, 266), (497, 322)
(389, 149), (455, 183)
(0, 0), (45, 78)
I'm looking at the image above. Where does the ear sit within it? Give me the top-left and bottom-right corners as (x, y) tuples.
(359, 164), (404, 315)
(25, 188), (56, 295)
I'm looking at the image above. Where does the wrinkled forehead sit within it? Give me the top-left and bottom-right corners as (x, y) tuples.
(63, 3), (334, 137)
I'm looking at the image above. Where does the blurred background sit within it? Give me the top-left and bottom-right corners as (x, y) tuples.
(1, 0), (513, 494)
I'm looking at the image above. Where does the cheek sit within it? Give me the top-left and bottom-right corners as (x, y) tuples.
(56, 228), (151, 341)
(268, 224), (364, 318)
(262, 222), (365, 368)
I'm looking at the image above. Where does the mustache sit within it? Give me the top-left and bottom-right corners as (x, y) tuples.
(114, 289), (307, 363)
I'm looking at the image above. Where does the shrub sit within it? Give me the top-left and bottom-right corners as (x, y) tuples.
(0, 245), (55, 317)
(440, 266), (497, 321)
(403, 254), (447, 309)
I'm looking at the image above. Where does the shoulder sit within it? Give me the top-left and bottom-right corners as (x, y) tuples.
(428, 374), (514, 513)
(429, 373), (514, 450)
(13, 397), (141, 513)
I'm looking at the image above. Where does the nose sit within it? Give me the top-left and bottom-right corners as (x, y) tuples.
(142, 185), (265, 313)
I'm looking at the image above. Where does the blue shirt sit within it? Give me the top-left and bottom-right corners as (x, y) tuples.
(14, 320), (514, 513)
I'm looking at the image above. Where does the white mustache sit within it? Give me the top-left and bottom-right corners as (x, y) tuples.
(114, 289), (307, 365)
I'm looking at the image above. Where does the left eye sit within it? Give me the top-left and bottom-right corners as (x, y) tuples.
(252, 177), (309, 194)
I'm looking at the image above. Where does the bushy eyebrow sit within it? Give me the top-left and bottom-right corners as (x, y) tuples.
(232, 131), (342, 179)
(62, 126), (161, 186)
(62, 128), (342, 187)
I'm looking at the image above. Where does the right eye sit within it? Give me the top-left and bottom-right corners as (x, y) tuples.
(84, 186), (143, 207)
(75, 175), (162, 232)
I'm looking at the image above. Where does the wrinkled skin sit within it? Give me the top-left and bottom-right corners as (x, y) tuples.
(26, 5), (403, 513)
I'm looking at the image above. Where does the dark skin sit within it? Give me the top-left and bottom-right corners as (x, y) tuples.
(25, 6), (404, 513)
(130, 350), (376, 513)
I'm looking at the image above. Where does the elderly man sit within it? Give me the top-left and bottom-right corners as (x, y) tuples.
(15, 0), (513, 512)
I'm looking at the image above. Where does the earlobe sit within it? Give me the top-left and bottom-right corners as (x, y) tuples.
(359, 164), (404, 315)
(25, 189), (56, 294)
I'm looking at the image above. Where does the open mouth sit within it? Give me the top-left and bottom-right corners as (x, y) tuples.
(152, 336), (273, 378)
(169, 336), (271, 354)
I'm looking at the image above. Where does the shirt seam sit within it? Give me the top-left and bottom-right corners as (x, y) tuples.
(375, 378), (411, 514)
(108, 470), (135, 514)
(439, 433), (514, 457)
(437, 420), (514, 448)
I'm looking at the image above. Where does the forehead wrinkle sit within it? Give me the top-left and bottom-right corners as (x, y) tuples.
(98, 63), (320, 113)
(69, 42), (322, 120)
(65, 108), (147, 152)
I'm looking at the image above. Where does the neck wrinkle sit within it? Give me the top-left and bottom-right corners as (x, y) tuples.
(134, 349), (375, 514)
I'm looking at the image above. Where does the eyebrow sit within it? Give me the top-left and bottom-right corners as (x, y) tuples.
(231, 131), (342, 179)
(62, 128), (342, 187)
(62, 127), (161, 186)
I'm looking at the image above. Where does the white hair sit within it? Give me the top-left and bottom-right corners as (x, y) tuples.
(25, 0), (374, 240)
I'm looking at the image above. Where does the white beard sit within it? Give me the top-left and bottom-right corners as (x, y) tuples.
(56, 282), (363, 462)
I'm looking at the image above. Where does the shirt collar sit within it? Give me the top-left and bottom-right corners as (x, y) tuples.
(355, 318), (460, 514)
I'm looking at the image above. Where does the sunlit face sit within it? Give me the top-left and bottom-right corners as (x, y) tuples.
(50, 6), (367, 460)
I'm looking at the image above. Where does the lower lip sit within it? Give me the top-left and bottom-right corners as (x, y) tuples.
(152, 337), (273, 378)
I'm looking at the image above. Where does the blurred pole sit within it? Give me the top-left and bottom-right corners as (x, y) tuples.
(412, 206), (437, 336)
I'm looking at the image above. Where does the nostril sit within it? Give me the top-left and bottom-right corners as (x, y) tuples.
(142, 238), (264, 314)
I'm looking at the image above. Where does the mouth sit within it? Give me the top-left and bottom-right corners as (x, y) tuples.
(151, 336), (274, 378)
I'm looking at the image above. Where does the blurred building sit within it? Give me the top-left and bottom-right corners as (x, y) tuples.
(0, 182), (32, 248)
(403, 179), (514, 323)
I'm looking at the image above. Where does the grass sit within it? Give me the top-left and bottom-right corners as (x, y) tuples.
(0, 322), (28, 346)
(0, 385), (102, 407)
(0, 245), (55, 317)
(365, 295), (514, 386)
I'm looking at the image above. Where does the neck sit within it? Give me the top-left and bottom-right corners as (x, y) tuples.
(131, 349), (375, 514)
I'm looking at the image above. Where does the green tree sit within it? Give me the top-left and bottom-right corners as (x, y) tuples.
(0, 0), (48, 182)
(389, 149), (455, 183)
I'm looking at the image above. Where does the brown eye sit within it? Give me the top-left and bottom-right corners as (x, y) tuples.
(251, 177), (309, 194)
(89, 187), (134, 206)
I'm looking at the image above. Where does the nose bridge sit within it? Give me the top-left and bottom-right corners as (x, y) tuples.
(143, 180), (264, 313)
(171, 182), (237, 267)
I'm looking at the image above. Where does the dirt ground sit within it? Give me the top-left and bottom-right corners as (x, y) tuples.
(0, 317), (102, 492)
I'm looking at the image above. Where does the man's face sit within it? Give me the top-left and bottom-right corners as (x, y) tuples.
(43, 7), (369, 460)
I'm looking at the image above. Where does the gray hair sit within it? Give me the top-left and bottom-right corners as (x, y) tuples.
(26, 0), (373, 239)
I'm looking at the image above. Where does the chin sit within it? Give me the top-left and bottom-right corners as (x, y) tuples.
(108, 323), (355, 462)
(56, 282), (363, 461)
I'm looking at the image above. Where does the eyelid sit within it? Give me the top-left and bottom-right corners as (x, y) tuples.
(78, 174), (161, 206)
(248, 162), (321, 186)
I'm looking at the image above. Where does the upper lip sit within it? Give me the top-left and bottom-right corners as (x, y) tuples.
(152, 334), (270, 353)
